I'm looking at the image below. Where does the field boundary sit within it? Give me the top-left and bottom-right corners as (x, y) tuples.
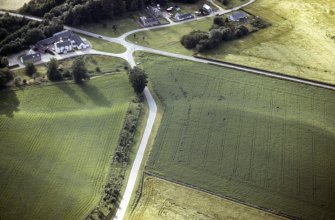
(193, 55), (335, 90)
(144, 171), (300, 220)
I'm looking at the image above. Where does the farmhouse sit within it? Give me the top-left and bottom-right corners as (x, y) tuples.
(54, 40), (73, 54)
(174, 13), (194, 22)
(229, 11), (247, 21)
(139, 16), (160, 27)
(35, 30), (88, 54)
(21, 52), (41, 64)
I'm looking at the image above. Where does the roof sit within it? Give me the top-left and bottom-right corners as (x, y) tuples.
(175, 13), (194, 20)
(53, 30), (73, 40)
(55, 40), (72, 48)
(229, 12), (247, 21)
(203, 4), (212, 10)
(37, 36), (56, 46)
(21, 53), (41, 62)
(71, 34), (85, 46)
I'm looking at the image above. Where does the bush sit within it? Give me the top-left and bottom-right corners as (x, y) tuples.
(95, 66), (101, 72)
(25, 62), (36, 77)
(213, 16), (225, 26)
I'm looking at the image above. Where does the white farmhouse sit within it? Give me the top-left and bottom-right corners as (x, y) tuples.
(54, 40), (73, 54)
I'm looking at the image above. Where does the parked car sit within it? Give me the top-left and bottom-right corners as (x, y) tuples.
(166, 7), (174, 12)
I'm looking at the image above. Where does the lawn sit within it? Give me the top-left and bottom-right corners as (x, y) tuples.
(79, 14), (140, 38)
(81, 35), (126, 53)
(130, 176), (287, 220)
(14, 55), (129, 79)
(0, 0), (29, 10)
(0, 73), (134, 219)
(129, 0), (335, 85)
(127, 17), (213, 55)
(137, 52), (335, 220)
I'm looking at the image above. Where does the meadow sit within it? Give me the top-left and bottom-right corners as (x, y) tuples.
(130, 176), (287, 220)
(129, 0), (335, 85)
(0, 73), (133, 219)
(0, 0), (29, 10)
(137, 53), (335, 220)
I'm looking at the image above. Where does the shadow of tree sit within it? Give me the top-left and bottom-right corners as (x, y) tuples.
(0, 90), (20, 118)
(55, 82), (84, 104)
(79, 83), (110, 107)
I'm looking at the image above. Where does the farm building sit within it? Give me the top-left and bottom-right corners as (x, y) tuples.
(139, 16), (160, 27)
(54, 40), (73, 54)
(36, 30), (88, 54)
(147, 6), (161, 17)
(202, 4), (213, 15)
(174, 13), (194, 22)
(229, 11), (247, 21)
(70, 34), (89, 50)
(21, 52), (41, 64)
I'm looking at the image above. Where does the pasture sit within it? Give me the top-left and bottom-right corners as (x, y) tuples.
(0, 73), (133, 219)
(130, 176), (287, 220)
(137, 53), (335, 220)
(0, 0), (29, 10)
(129, 0), (335, 84)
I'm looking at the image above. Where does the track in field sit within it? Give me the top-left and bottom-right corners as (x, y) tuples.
(0, 74), (133, 220)
(141, 54), (335, 220)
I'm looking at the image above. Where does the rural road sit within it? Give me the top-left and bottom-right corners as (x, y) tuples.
(1, 0), (335, 219)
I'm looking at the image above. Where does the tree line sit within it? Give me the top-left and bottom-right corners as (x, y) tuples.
(20, 0), (200, 26)
(0, 13), (63, 56)
(181, 15), (267, 52)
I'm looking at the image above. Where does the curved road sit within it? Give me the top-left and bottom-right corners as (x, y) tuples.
(1, 1), (334, 219)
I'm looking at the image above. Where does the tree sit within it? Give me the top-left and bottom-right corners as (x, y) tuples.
(72, 58), (89, 83)
(128, 67), (148, 94)
(213, 16), (225, 26)
(0, 68), (14, 89)
(47, 58), (62, 81)
(25, 62), (36, 76)
(0, 56), (9, 68)
(25, 28), (45, 45)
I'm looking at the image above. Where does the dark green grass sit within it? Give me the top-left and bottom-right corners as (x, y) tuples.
(137, 53), (335, 220)
(0, 73), (133, 219)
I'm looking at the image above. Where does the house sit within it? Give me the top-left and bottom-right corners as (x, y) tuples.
(54, 40), (73, 54)
(228, 11), (247, 21)
(21, 52), (41, 64)
(53, 30), (74, 41)
(70, 34), (89, 50)
(202, 4), (213, 15)
(174, 13), (194, 22)
(147, 6), (161, 18)
(139, 16), (160, 27)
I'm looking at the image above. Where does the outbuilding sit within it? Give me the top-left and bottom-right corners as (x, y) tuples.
(21, 53), (41, 64)
(228, 11), (247, 22)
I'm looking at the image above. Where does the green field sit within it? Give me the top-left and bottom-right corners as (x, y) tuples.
(0, 0), (29, 10)
(129, 0), (335, 85)
(0, 73), (133, 219)
(137, 53), (335, 220)
(81, 35), (126, 53)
